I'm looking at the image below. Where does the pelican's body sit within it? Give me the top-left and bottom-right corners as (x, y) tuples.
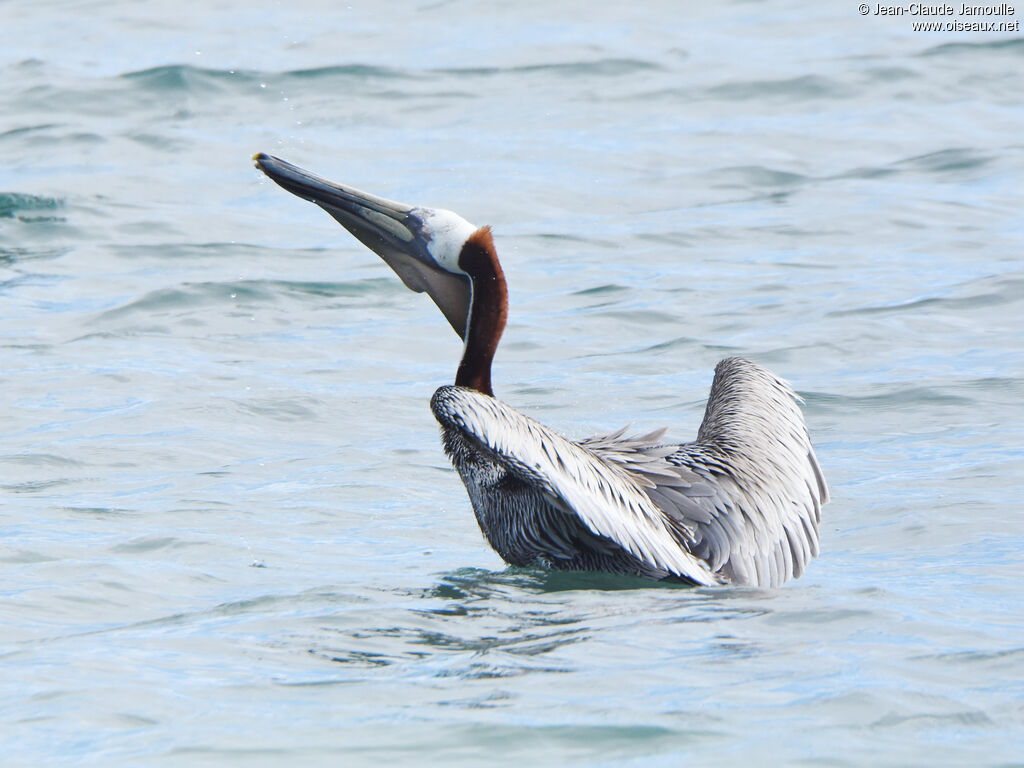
(254, 153), (828, 587)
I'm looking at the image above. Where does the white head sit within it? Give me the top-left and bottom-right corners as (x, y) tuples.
(411, 206), (479, 275)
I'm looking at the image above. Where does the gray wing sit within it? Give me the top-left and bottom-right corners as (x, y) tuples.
(431, 386), (721, 586)
(584, 357), (828, 587)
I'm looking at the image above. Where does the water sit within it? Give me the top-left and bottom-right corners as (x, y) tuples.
(2, 0), (1023, 764)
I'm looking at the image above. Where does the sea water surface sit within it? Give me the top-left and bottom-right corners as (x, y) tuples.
(2, 1), (1023, 765)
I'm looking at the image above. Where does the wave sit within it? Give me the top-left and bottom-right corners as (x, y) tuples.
(920, 37), (1024, 57)
(0, 192), (62, 220)
(705, 74), (850, 102)
(118, 57), (660, 92)
(88, 277), (394, 327)
(828, 274), (1024, 317)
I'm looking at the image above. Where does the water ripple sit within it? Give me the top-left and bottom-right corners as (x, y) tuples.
(705, 74), (851, 101)
(0, 192), (62, 220)
(920, 37), (1024, 57)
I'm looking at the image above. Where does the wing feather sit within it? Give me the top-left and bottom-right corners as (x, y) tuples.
(431, 386), (721, 586)
(574, 359), (826, 588)
(431, 357), (827, 588)
(649, 359), (828, 586)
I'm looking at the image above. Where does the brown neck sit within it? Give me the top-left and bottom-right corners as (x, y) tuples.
(454, 226), (507, 397)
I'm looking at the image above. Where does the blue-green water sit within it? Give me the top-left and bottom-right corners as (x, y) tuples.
(3, 1), (1023, 765)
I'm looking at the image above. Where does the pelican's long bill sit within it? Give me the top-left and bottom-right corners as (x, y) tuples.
(253, 152), (472, 338)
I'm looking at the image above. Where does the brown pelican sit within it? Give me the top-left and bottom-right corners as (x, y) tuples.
(253, 153), (829, 587)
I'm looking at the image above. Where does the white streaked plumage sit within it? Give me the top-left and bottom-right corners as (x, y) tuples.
(431, 384), (721, 585)
(254, 152), (829, 587)
(432, 357), (827, 588)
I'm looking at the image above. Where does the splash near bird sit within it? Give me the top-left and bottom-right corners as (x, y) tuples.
(253, 153), (828, 587)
